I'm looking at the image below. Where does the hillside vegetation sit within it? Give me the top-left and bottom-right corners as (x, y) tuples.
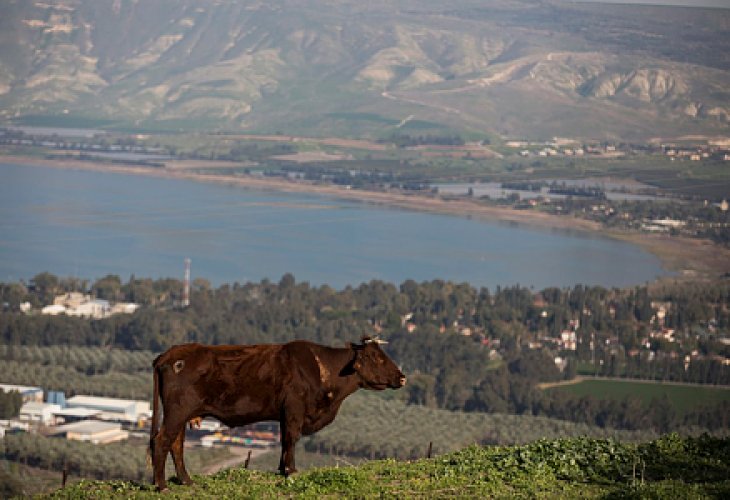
(40, 434), (730, 499)
(1, 0), (728, 139)
(302, 392), (656, 460)
(2, 276), (729, 435)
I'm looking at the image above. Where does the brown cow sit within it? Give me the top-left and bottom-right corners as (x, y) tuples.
(149, 337), (405, 491)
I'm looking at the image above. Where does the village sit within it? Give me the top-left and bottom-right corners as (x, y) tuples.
(398, 292), (730, 380)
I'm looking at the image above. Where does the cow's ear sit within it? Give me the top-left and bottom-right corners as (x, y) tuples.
(352, 346), (367, 373)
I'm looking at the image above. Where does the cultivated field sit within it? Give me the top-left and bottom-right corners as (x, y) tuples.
(546, 378), (730, 415)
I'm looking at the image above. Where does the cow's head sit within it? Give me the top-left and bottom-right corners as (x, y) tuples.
(351, 336), (406, 390)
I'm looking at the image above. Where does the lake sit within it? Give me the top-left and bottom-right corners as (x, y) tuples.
(0, 162), (669, 289)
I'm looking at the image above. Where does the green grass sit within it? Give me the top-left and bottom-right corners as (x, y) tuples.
(325, 112), (399, 125)
(1, 460), (83, 496)
(549, 379), (730, 415)
(0, 435), (233, 497)
(41, 434), (730, 498)
(248, 446), (369, 473)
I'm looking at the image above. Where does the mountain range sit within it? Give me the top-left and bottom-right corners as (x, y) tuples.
(1, 0), (728, 140)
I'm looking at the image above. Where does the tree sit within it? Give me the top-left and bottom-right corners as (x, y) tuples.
(0, 389), (23, 418)
(650, 395), (678, 433)
(508, 350), (561, 382)
(123, 277), (156, 305)
(92, 275), (123, 301)
(0, 282), (27, 311)
(404, 371), (437, 407)
(30, 272), (59, 305)
(564, 358), (577, 380)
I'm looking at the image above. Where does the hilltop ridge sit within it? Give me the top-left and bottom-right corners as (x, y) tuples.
(1, 0), (728, 139)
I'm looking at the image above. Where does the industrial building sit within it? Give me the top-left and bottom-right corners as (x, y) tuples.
(0, 419), (29, 437)
(49, 420), (129, 444)
(18, 402), (61, 425)
(53, 407), (102, 423)
(65, 395), (150, 425)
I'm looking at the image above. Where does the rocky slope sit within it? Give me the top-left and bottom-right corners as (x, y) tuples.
(0, 0), (728, 139)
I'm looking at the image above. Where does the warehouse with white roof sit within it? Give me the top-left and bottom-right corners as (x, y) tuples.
(65, 395), (150, 424)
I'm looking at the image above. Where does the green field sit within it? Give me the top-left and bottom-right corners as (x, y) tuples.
(548, 378), (730, 415)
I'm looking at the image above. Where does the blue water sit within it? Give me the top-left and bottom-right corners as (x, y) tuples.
(0, 163), (669, 289)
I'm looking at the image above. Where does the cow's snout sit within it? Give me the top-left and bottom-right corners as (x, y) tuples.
(392, 373), (406, 388)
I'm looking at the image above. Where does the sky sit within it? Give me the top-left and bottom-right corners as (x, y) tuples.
(575, 0), (730, 7)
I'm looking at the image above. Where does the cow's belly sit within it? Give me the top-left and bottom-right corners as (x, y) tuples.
(204, 394), (279, 428)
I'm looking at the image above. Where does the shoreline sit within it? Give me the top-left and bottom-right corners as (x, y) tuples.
(4, 154), (729, 282)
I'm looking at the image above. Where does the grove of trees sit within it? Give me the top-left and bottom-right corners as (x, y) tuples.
(0, 390), (22, 419)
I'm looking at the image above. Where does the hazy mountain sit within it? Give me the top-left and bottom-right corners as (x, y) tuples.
(1, 0), (728, 140)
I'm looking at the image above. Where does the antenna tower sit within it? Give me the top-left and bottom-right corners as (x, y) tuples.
(183, 258), (191, 307)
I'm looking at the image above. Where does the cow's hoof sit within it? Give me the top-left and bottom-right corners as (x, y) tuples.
(280, 468), (297, 479)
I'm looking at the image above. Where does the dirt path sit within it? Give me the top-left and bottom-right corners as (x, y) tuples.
(537, 377), (587, 390)
(202, 446), (273, 475)
(538, 376), (730, 390)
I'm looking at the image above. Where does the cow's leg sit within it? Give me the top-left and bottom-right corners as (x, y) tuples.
(171, 428), (193, 486)
(153, 416), (188, 491)
(152, 423), (172, 491)
(279, 401), (304, 477)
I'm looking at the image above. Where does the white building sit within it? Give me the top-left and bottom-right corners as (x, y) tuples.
(560, 330), (577, 351)
(110, 302), (140, 315)
(65, 299), (110, 318)
(43, 293), (139, 319)
(54, 292), (91, 308)
(50, 420), (129, 444)
(0, 419), (30, 437)
(65, 395), (150, 424)
(41, 304), (67, 315)
(52, 407), (102, 424)
(19, 402), (62, 425)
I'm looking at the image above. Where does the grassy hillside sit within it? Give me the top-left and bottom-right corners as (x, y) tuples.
(302, 392), (656, 460)
(1, 0), (728, 140)
(41, 434), (730, 498)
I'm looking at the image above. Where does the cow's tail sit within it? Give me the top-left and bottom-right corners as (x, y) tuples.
(147, 354), (163, 470)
